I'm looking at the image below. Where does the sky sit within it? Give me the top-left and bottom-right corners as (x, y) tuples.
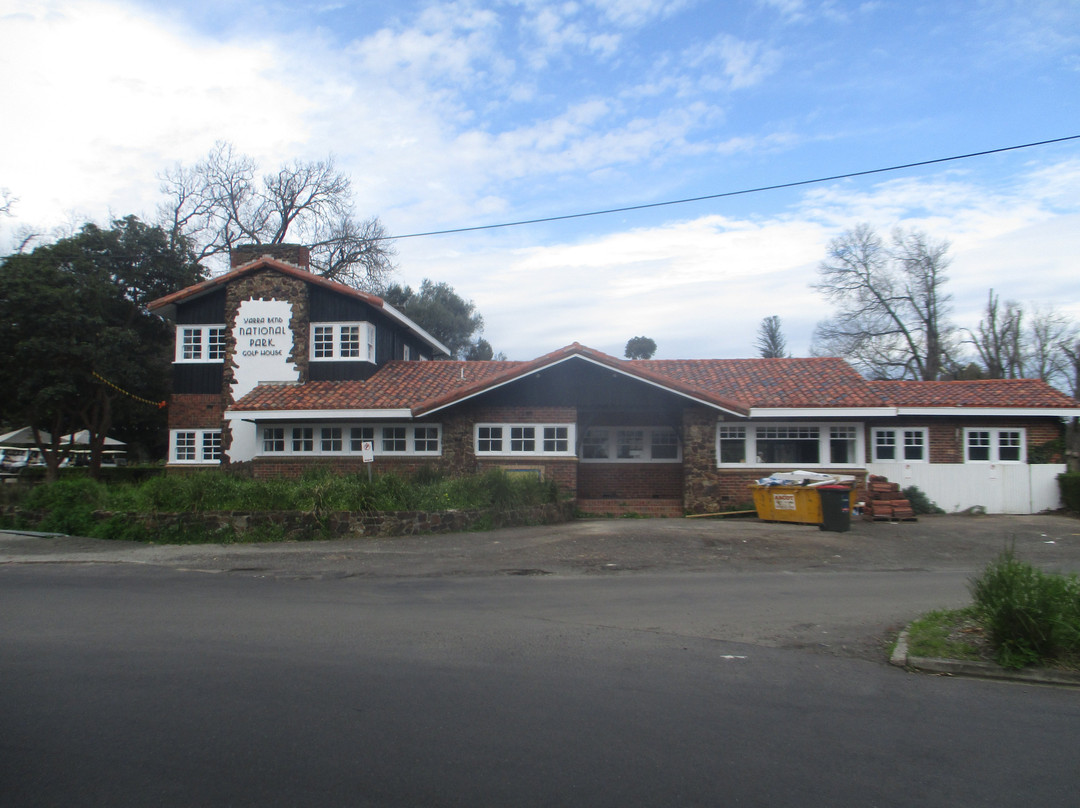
(1, 0), (1079, 362)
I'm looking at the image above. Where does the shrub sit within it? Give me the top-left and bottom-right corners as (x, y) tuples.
(902, 486), (944, 515)
(969, 548), (1080, 669)
(22, 478), (109, 536)
(1059, 473), (1080, 512)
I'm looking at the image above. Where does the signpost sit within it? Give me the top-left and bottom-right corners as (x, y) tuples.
(362, 440), (374, 481)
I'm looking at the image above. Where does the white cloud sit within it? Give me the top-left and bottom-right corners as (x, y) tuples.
(0, 0), (312, 234)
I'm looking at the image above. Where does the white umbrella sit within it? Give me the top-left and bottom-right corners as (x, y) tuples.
(0, 426), (52, 446)
(62, 430), (126, 447)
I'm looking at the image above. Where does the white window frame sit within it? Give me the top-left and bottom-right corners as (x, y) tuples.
(310, 321), (376, 363)
(964, 428), (1026, 464)
(715, 422), (865, 468)
(579, 426), (681, 463)
(257, 423), (440, 457)
(474, 424), (577, 458)
(170, 429), (223, 464)
(872, 428), (929, 463)
(175, 325), (227, 363)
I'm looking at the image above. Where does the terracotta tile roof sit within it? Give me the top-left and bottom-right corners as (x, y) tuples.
(231, 360), (523, 412)
(229, 344), (1080, 417)
(645, 357), (889, 409)
(868, 379), (1079, 409)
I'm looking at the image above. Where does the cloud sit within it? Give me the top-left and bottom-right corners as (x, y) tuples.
(0, 0), (313, 231)
(398, 158), (1080, 360)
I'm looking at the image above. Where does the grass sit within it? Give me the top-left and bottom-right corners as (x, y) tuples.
(905, 607), (989, 662)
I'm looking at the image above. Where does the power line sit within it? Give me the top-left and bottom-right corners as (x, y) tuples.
(391, 134), (1080, 240)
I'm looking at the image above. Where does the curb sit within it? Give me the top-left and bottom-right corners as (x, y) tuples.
(891, 627), (1080, 688)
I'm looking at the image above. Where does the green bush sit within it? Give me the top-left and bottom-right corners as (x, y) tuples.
(1059, 473), (1080, 512)
(902, 486), (944, 515)
(22, 478), (109, 536)
(969, 549), (1080, 669)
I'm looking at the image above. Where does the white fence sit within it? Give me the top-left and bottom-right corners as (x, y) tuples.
(864, 463), (1067, 515)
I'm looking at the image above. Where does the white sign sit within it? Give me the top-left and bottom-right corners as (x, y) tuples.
(772, 493), (797, 511)
(231, 298), (299, 401)
(361, 441), (375, 463)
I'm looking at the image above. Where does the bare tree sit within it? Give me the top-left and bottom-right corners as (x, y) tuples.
(755, 315), (788, 358)
(811, 223), (954, 380)
(968, 290), (1024, 379)
(968, 293), (1077, 390)
(158, 142), (396, 290)
(0, 187), (15, 218)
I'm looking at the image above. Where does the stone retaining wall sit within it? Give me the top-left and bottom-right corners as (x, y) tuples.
(96, 501), (577, 541)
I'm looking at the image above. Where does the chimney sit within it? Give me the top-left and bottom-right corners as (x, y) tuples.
(230, 244), (311, 270)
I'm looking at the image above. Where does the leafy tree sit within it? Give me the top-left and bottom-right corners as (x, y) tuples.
(0, 217), (204, 479)
(812, 223), (954, 380)
(159, 141), (395, 291)
(624, 336), (657, 360)
(382, 279), (495, 360)
(755, 316), (788, 358)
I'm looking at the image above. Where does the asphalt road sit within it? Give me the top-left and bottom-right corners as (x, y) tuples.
(3, 514), (1080, 806)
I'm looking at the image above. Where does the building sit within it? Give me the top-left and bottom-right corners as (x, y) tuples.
(147, 247), (1080, 515)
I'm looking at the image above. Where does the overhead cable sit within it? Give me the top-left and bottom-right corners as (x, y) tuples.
(390, 134), (1080, 240)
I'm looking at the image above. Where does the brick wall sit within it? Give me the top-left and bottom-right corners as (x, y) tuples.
(168, 393), (227, 430)
(578, 463), (682, 499)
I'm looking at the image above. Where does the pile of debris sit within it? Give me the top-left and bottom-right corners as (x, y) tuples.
(863, 475), (917, 521)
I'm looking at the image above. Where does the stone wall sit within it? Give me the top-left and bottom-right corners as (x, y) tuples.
(111, 500), (576, 541)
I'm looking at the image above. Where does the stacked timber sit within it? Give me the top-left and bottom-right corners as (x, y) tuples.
(863, 475), (917, 521)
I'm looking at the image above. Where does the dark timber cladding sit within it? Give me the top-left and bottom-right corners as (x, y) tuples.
(466, 358), (687, 425)
(175, 288), (226, 324)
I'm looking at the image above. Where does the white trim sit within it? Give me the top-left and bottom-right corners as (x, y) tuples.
(169, 428), (223, 464)
(174, 324), (227, 363)
(580, 425), (682, 463)
(227, 409), (413, 421)
(749, 407), (896, 418)
(871, 427), (929, 464)
(257, 422), (442, 458)
(309, 321), (376, 363)
(474, 423), (577, 457)
(963, 427), (1027, 464)
(897, 407), (1080, 417)
(716, 421), (865, 468)
(379, 301), (451, 358)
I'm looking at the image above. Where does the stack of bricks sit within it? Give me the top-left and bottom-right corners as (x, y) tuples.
(862, 475), (917, 521)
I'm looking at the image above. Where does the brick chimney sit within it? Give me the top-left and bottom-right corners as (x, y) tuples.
(230, 243), (311, 270)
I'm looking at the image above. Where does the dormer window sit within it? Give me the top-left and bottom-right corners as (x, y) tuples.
(311, 322), (375, 363)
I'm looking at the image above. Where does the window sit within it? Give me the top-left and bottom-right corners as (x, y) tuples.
(310, 322), (375, 362)
(202, 431), (222, 462)
(544, 426), (569, 453)
(581, 427), (680, 462)
(873, 428), (927, 463)
(965, 428), (1025, 463)
(475, 424), (576, 457)
(321, 427), (342, 452)
(350, 427), (374, 452)
(175, 431), (196, 461)
(263, 427), (285, 453)
(176, 325), (226, 363)
(718, 426), (746, 463)
(383, 426), (407, 453)
(477, 426), (502, 453)
(716, 423), (863, 467)
(414, 427), (439, 453)
(511, 426), (535, 452)
(582, 429), (609, 459)
(171, 429), (222, 464)
(292, 427), (314, 452)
